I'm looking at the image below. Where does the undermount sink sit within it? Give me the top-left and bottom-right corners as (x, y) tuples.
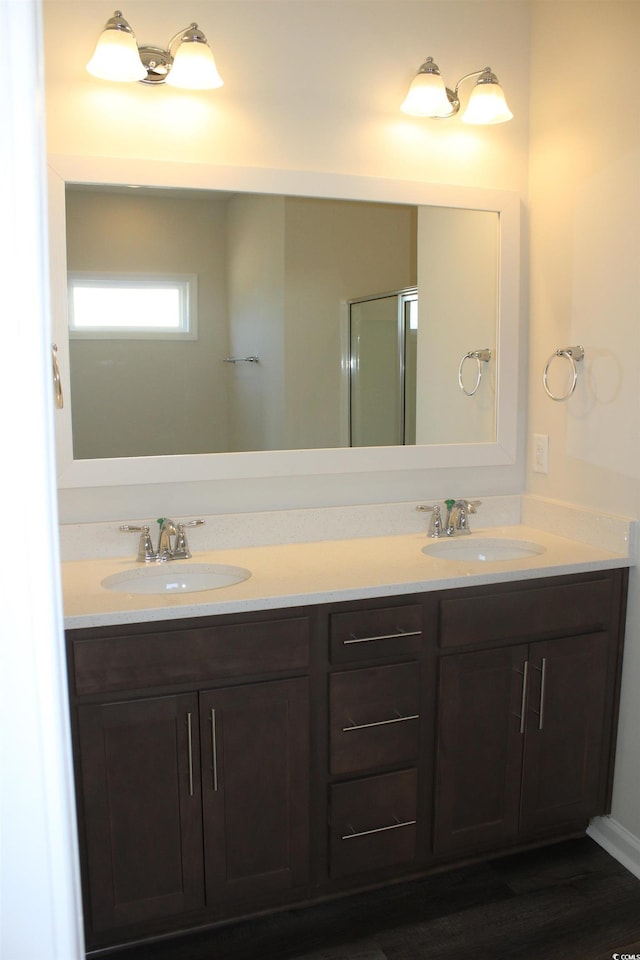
(422, 537), (546, 563)
(101, 563), (251, 595)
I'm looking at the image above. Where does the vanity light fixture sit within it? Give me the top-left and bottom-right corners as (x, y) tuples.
(86, 10), (224, 90)
(401, 56), (513, 124)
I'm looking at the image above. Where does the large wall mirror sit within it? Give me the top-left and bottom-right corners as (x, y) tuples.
(48, 157), (520, 487)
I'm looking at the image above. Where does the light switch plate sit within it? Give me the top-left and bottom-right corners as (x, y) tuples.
(533, 433), (549, 474)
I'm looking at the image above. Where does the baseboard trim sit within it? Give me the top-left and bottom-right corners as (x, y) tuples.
(588, 816), (640, 880)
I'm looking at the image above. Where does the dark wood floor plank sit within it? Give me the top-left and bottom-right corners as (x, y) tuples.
(378, 878), (640, 960)
(490, 836), (628, 893)
(103, 839), (640, 960)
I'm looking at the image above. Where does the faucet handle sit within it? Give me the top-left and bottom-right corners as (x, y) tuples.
(120, 524), (156, 562)
(417, 504), (444, 539)
(172, 519), (205, 560)
(452, 498), (481, 512)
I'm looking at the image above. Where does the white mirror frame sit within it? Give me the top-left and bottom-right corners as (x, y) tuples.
(48, 155), (520, 488)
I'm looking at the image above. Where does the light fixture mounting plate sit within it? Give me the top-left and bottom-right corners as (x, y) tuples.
(138, 44), (172, 83)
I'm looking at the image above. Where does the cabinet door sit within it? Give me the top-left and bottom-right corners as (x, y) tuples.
(77, 694), (204, 932)
(200, 678), (310, 905)
(434, 645), (527, 857)
(520, 632), (613, 835)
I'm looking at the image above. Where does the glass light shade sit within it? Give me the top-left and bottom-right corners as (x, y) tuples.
(401, 71), (452, 118)
(166, 40), (223, 90)
(461, 81), (513, 125)
(86, 26), (146, 82)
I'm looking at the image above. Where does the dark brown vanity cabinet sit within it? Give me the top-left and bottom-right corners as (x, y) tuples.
(66, 569), (628, 953)
(433, 573), (627, 859)
(68, 614), (311, 947)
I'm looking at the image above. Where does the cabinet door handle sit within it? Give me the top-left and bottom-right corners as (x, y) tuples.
(514, 660), (529, 734)
(210, 708), (219, 792)
(342, 712), (419, 732)
(186, 712), (194, 797)
(537, 657), (547, 730)
(341, 818), (417, 840)
(343, 629), (421, 645)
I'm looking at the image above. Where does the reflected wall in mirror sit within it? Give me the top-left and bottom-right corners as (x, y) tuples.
(65, 186), (498, 461)
(66, 186), (418, 459)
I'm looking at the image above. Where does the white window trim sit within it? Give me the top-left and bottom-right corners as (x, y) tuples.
(68, 271), (198, 340)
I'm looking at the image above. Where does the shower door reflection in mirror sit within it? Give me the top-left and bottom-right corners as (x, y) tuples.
(349, 289), (417, 447)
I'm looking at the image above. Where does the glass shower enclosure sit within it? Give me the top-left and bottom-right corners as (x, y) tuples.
(348, 287), (417, 447)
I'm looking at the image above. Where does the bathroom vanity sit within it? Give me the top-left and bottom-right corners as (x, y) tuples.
(62, 517), (631, 953)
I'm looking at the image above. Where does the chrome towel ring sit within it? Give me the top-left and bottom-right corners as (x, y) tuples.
(543, 345), (584, 401)
(458, 348), (492, 397)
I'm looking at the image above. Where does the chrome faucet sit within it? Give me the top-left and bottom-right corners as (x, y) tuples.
(157, 517), (177, 558)
(445, 499), (481, 536)
(417, 499), (481, 538)
(120, 517), (205, 562)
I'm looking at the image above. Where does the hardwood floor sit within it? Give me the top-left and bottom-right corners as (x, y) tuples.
(101, 838), (640, 960)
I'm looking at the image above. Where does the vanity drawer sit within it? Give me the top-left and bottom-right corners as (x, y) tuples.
(329, 603), (423, 664)
(330, 662), (420, 776)
(439, 576), (614, 650)
(71, 617), (310, 696)
(329, 768), (418, 879)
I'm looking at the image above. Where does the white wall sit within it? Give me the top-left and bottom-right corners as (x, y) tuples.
(1, 1), (83, 956)
(43, 0), (531, 522)
(528, 0), (640, 862)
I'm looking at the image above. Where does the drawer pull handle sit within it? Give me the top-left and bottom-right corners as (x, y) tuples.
(343, 629), (422, 645)
(210, 708), (219, 792)
(186, 713), (194, 797)
(342, 712), (419, 732)
(342, 817), (417, 841)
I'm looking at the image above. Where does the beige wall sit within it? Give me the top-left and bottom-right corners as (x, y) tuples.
(44, 1), (530, 193)
(528, 1), (640, 844)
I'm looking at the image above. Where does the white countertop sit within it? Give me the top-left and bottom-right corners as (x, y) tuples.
(62, 522), (634, 630)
